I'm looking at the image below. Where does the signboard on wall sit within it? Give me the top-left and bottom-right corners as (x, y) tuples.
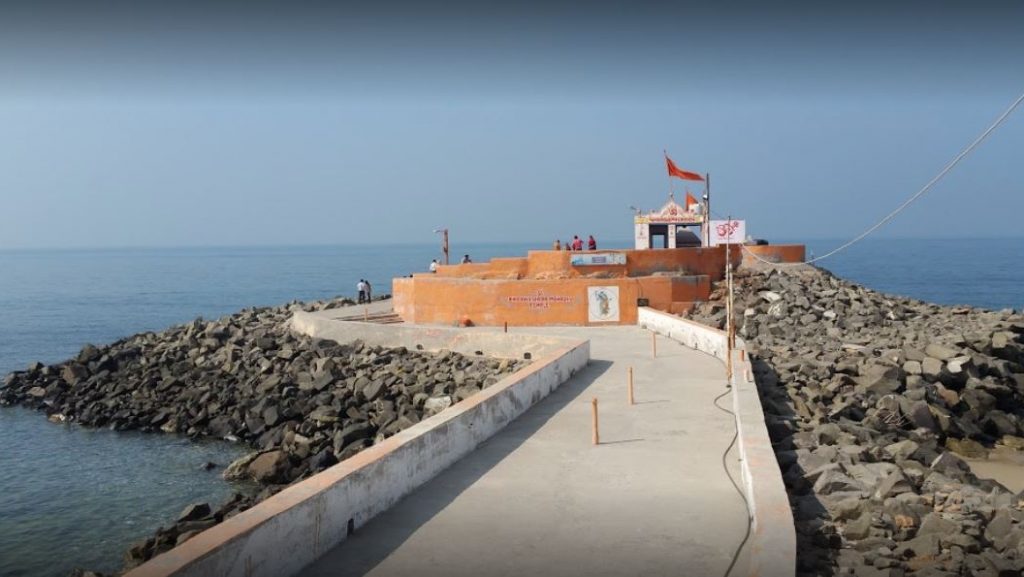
(570, 253), (626, 266)
(587, 286), (620, 323)
(506, 291), (576, 309)
(709, 220), (746, 246)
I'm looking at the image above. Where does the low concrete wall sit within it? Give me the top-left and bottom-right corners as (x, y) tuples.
(127, 321), (589, 577)
(637, 307), (795, 577)
(291, 311), (575, 359)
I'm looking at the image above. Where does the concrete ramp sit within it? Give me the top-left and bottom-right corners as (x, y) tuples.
(299, 326), (749, 577)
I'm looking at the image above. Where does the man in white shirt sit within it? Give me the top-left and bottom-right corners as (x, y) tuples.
(357, 279), (367, 304)
(429, 259), (438, 273)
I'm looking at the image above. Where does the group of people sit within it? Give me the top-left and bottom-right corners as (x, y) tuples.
(427, 254), (471, 273)
(553, 235), (597, 251)
(356, 278), (373, 303)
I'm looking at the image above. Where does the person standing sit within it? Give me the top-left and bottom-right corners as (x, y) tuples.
(365, 279), (373, 302)
(356, 279), (367, 304)
(429, 259), (438, 273)
(587, 235), (597, 250)
(572, 235), (583, 251)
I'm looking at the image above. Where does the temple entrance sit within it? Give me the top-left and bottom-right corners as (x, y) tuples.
(649, 224), (669, 249)
(634, 193), (706, 249)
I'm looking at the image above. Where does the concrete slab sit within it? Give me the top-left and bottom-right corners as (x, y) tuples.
(299, 325), (750, 577)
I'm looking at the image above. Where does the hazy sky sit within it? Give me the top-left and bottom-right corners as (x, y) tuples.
(1, 0), (1022, 249)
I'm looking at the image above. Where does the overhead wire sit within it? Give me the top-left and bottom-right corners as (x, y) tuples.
(728, 88), (1024, 266)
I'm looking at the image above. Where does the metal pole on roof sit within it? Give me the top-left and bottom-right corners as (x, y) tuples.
(704, 173), (712, 246)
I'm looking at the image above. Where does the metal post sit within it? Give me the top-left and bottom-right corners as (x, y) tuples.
(651, 331), (657, 358)
(725, 218), (733, 380)
(591, 398), (600, 445)
(442, 229), (449, 265)
(628, 366), (635, 405)
(704, 172), (711, 246)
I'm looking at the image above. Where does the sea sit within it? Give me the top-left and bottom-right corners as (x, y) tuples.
(0, 238), (1021, 577)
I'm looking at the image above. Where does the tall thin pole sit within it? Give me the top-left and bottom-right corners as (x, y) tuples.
(704, 173), (712, 246)
(725, 212), (733, 379)
(442, 229), (449, 265)
(664, 150), (674, 200)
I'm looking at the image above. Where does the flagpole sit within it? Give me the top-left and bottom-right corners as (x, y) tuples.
(704, 172), (712, 246)
(664, 150), (674, 200)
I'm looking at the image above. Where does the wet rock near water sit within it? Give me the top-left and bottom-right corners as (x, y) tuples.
(1, 295), (526, 573)
(689, 265), (1024, 577)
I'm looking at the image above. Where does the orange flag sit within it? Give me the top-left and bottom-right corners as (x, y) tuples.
(665, 153), (705, 181)
(685, 192), (699, 211)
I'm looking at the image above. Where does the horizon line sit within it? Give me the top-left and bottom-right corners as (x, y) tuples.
(2, 234), (1023, 253)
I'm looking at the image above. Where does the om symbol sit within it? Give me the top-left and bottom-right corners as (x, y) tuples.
(716, 221), (739, 239)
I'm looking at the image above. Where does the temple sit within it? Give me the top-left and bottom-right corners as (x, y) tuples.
(393, 194), (805, 326)
(634, 192), (706, 249)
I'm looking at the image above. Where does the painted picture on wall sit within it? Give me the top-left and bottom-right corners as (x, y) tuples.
(587, 286), (620, 323)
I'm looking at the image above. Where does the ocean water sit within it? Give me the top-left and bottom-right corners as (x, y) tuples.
(802, 237), (1024, 311)
(0, 241), (556, 577)
(0, 238), (1020, 576)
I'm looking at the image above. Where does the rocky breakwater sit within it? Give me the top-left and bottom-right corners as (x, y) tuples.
(1, 297), (526, 574)
(689, 265), (1024, 577)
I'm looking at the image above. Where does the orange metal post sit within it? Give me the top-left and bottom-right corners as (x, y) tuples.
(591, 398), (600, 445)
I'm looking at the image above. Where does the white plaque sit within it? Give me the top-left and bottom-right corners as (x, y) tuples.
(587, 286), (620, 323)
(709, 219), (746, 246)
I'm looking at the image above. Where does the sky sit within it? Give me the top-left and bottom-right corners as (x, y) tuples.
(1, 0), (1022, 249)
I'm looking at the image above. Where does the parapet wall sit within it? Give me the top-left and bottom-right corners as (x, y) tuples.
(399, 245), (804, 327)
(741, 244), (806, 266)
(637, 307), (796, 577)
(290, 311), (574, 359)
(394, 274), (710, 327)
(126, 321), (589, 577)
(434, 246), (736, 280)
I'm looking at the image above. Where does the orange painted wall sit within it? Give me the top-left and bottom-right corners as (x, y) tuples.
(393, 275), (709, 326)
(741, 244), (806, 265)
(395, 244), (803, 326)
(431, 246), (743, 282)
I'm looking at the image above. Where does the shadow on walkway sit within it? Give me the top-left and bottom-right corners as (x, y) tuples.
(303, 359), (614, 577)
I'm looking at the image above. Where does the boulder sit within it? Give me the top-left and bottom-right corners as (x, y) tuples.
(423, 396), (453, 416)
(945, 438), (988, 459)
(246, 450), (290, 483)
(61, 363), (90, 384)
(177, 502), (211, 523)
(925, 343), (960, 361)
(921, 357), (945, 381)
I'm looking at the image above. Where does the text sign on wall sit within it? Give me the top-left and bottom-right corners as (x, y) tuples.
(506, 291), (576, 309)
(570, 253), (626, 266)
(709, 220), (746, 246)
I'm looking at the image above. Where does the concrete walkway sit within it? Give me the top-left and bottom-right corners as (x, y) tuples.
(299, 325), (749, 577)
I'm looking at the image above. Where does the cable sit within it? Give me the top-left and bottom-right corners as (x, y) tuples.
(729, 88), (1024, 267)
(712, 386), (753, 577)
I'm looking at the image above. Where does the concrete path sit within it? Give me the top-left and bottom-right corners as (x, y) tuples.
(300, 325), (749, 577)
